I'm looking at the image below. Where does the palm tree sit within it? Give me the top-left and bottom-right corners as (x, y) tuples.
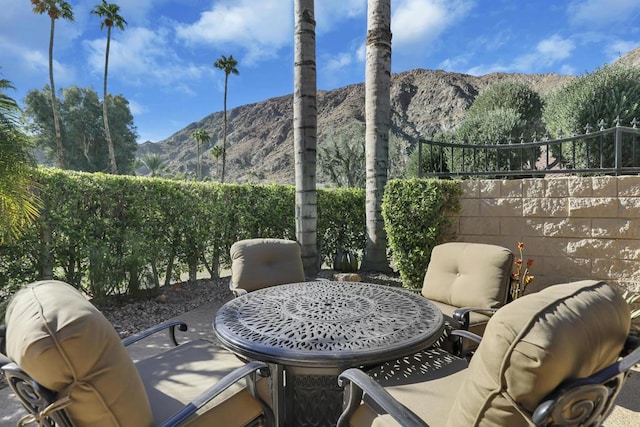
(361, 0), (392, 272)
(191, 128), (210, 180)
(213, 55), (239, 183)
(140, 153), (165, 177)
(0, 75), (40, 243)
(293, 0), (318, 276)
(92, 0), (127, 175)
(31, 0), (74, 169)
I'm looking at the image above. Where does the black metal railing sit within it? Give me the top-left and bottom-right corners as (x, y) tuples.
(418, 121), (640, 178)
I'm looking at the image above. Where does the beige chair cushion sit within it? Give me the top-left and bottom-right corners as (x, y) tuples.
(230, 238), (305, 293)
(421, 242), (513, 310)
(446, 280), (630, 427)
(135, 339), (267, 426)
(4, 280), (153, 426)
(349, 348), (469, 427)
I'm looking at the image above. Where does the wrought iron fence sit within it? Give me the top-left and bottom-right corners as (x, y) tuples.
(418, 120), (640, 178)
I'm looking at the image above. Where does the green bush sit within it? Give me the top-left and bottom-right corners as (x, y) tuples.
(0, 169), (366, 298)
(543, 63), (640, 168)
(1, 169), (458, 299)
(382, 178), (462, 287)
(317, 187), (365, 266)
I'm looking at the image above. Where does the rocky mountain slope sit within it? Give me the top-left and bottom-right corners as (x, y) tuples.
(137, 49), (639, 184)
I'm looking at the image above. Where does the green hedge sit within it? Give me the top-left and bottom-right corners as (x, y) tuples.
(0, 169), (366, 298)
(1, 170), (460, 298)
(382, 178), (462, 287)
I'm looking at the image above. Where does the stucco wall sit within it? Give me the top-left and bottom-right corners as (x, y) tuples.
(451, 176), (640, 294)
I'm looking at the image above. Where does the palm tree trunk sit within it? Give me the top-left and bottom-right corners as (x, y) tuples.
(361, 0), (392, 272)
(294, 0), (318, 276)
(221, 74), (228, 183)
(103, 26), (118, 174)
(49, 17), (64, 168)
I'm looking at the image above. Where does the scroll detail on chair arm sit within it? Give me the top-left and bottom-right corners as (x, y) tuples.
(451, 307), (499, 330)
(532, 338), (640, 427)
(122, 320), (188, 347)
(159, 360), (273, 427)
(336, 368), (428, 427)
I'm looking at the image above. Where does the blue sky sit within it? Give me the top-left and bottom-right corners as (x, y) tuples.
(1, 0), (639, 143)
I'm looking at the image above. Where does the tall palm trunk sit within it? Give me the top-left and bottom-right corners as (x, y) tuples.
(361, 0), (392, 272)
(294, 0), (318, 276)
(49, 17), (64, 168)
(103, 25), (118, 174)
(221, 73), (228, 183)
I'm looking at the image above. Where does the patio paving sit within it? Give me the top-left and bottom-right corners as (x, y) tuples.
(1, 299), (638, 425)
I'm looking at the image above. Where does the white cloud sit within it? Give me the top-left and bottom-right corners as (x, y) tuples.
(438, 53), (472, 72)
(536, 35), (575, 62)
(568, 0), (640, 27)
(126, 99), (147, 116)
(510, 35), (574, 72)
(84, 26), (210, 92)
(391, 0), (474, 49)
(465, 35), (576, 76)
(175, 0), (292, 64)
(608, 40), (640, 62)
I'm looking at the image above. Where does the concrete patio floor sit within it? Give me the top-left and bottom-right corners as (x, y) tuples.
(1, 299), (638, 426)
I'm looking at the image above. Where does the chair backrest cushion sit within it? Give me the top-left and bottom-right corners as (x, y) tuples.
(230, 238), (305, 293)
(446, 280), (630, 427)
(421, 242), (513, 309)
(5, 280), (153, 426)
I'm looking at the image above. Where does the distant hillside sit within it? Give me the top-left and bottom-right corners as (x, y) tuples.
(137, 48), (639, 184)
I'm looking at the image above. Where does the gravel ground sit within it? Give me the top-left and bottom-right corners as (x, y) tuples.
(96, 270), (403, 339)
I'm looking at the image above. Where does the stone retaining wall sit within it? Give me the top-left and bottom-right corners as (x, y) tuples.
(451, 176), (640, 294)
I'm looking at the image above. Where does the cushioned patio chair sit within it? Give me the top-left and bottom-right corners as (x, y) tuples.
(419, 242), (513, 354)
(337, 280), (639, 427)
(0, 280), (274, 427)
(230, 238), (305, 297)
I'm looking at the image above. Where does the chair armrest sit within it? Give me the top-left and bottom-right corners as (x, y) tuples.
(336, 368), (428, 427)
(452, 307), (499, 330)
(122, 320), (188, 347)
(159, 361), (273, 427)
(450, 329), (482, 344)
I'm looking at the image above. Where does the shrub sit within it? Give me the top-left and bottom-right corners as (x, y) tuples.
(382, 178), (462, 287)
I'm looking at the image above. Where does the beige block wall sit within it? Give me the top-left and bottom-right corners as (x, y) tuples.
(450, 176), (640, 294)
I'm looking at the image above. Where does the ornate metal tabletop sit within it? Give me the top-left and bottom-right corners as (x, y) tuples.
(214, 281), (444, 368)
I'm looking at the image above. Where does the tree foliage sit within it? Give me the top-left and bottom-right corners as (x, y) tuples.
(318, 123), (365, 188)
(0, 75), (40, 244)
(24, 85), (137, 173)
(445, 80), (544, 172)
(191, 128), (210, 181)
(31, 0), (75, 168)
(543, 63), (640, 168)
(318, 122), (408, 188)
(92, 0), (128, 174)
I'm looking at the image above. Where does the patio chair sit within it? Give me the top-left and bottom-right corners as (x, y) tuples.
(337, 280), (639, 427)
(0, 280), (274, 427)
(419, 242), (513, 355)
(230, 238), (305, 297)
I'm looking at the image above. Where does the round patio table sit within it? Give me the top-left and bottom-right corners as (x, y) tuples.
(214, 280), (444, 427)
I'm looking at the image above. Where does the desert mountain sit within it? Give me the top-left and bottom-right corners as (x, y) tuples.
(136, 66), (578, 184)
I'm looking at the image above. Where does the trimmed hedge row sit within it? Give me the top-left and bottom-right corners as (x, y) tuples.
(0, 169), (461, 298)
(0, 169), (365, 298)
